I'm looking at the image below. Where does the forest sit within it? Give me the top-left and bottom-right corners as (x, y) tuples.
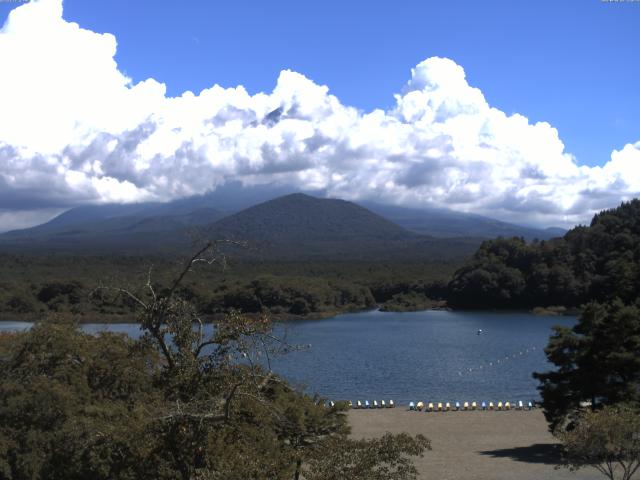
(448, 199), (640, 310)
(1, 199), (639, 321)
(0, 255), (454, 321)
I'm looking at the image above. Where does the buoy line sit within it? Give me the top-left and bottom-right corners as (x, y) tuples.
(456, 345), (541, 377)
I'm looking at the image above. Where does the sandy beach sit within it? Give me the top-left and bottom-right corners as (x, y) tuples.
(348, 408), (602, 480)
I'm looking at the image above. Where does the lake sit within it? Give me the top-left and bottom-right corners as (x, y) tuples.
(0, 309), (575, 405)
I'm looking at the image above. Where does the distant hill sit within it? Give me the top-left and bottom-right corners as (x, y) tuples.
(207, 193), (410, 242)
(0, 193), (481, 260)
(0, 202), (227, 253)
(0, 188), (566, 258)
(202, 193), (478, 259)
(360, 202), (565, 240)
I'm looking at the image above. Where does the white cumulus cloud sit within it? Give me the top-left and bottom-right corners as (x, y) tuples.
(0, 0), (639, 231)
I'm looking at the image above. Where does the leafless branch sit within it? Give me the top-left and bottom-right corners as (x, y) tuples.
(146, 265), (157, 301)
(167, 242), (216, 299)
(92, 285), (148, 309)
(167, 240), (247, 300)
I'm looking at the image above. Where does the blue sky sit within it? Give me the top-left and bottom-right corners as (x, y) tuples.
(0, 0), (639, 230)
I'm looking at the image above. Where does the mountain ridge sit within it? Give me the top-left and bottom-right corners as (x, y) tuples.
(360, 201), (564, 240)
(0, 191), (564, 258)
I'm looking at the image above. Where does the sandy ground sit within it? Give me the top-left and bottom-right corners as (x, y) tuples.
(348, 408), (602, 480)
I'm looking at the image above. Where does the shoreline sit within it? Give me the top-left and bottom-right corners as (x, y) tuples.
(348, 408), (600, 480)
(0, 303), (579, 325)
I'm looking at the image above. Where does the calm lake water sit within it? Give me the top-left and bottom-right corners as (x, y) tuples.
(0, 310), (575, 404)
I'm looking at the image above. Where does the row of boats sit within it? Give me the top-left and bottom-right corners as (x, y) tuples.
(409, 400), (534, 411)
(347, 400), (395, 409)
(325, 400), (536, 410)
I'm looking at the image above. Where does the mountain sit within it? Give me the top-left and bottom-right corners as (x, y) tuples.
(0, 202), (227, 253)
(208, 193), (409, 241)
(0, 187), (565, 257)
(360, 202), (565, 240)
(199, 193), (483, 260)
(543, 227), (568, 237)
(0, 193), (481, 259)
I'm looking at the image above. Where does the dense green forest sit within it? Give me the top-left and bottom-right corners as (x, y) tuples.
(0, 255), (455, 321)
(449, 200), (640, 310)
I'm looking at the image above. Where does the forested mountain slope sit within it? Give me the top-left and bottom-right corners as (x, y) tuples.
(362, 202), (564, 240)
(448, 199), (640, 309)
(0, 193), (481, 260)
